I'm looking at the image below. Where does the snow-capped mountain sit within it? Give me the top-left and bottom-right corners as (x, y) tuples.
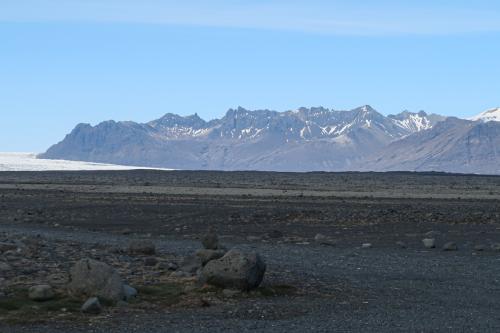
(470, 107), (500, 123)
(40, 106), (446, 171)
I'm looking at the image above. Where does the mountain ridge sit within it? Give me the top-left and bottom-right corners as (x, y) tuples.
(39, 105), (500, 174)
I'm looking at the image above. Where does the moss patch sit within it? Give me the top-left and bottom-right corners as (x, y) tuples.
(135, 282), (185, 306)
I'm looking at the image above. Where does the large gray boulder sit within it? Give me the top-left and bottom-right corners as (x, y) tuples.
(67, 259), (125, 302)
(200, 249), (266, 291)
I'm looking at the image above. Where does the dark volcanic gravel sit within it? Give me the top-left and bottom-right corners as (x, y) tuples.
(1, 170), (500, 332)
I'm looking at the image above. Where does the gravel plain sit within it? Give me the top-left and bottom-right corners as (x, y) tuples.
(1, 170), (500, 332)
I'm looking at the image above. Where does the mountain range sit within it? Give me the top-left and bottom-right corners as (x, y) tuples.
(40, 106), (500, 174)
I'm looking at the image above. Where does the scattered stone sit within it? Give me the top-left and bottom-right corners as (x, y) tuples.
(0, 261), (12, 272)
(396, 241), (407, 249)
(28, 284), (55, 301)
(171, 270), (191, 278)
(361, 243), (372, 249)
(442, 242), (458, 251)
(128, 240), (156, 255)
(491, 243), (500, 251)
(81, 297), (102, 314)
(202, 228), (219, 250)
(222, 289), (241, 298)
(267, 230), (283, 239)
(474, 244), (487, 252)
(144, 257), (158, 266)
(195, 249), (226, 265)
(0, 242), (17, 253)
(68, 258), (125, 302)
(422, 238), (436, 249)
(313, 234), (337, 246)
(201, 249), (266, 291)
(425, 231), (441, 238)
(120, 228), (132, 235)
(179, 255), (203, 274)
(123, 284), (137, 301)
(314, 233), (327, 242)
(158, 262), (178, 271)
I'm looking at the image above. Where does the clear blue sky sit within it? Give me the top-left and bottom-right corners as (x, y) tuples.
(1, 0), (499, 152)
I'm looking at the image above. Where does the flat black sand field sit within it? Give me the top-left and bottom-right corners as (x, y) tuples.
(1, 170), (500, 332)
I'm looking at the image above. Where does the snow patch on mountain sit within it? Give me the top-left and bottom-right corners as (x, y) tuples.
(470, 107), (500, 123)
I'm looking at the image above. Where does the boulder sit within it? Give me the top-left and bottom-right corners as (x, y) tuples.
(361, 243), (372, 249)
(128, 240), (156, 255)
(422, 238), (436, 249)
(28, 285), (55, 301)
(81, 297), (102, 314)
(200, 249), (266, 291)
(195, 249), (226, 265)
(67, 259), (124, 302)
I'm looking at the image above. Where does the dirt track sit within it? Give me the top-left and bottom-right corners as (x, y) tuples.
(2, 170), (500, 332)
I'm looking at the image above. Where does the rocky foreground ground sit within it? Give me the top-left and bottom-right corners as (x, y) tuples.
(1, 170), (500, 332)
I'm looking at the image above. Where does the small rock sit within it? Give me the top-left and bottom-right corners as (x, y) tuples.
(474, 244), (486, 252)
(396, 241), (407, 249)
(425, 231), (441, 238)
(0, 242), (17, 253)
(28, 285), (55, 301)
(128, 240), (156, 255)
(222, 289), (241, 298)
(158, 262), (178, 271)
(123, 285), (137, 301)
(361, 243), (372, 249)
(267, 230), (283, 239)
(120, 228), (132, 235)
(81, 297), (102, 314)
(0, 262), (12, 272)
(195, 249), (226, 265)
(144, 257), (158, 266)
(202, 228), (219, 250)
(442, 242), (458, 251)
(314, 233), (327, 242)
(171, 270), (190, 278)
(179, 255), (203, 274)
(491, 243), (500, 251)
(422, 238), (436, 249)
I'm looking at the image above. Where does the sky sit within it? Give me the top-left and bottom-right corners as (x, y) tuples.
(1, 0), (500, 152)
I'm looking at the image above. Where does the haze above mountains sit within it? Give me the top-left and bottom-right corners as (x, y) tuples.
(40, 106), (500, 174)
